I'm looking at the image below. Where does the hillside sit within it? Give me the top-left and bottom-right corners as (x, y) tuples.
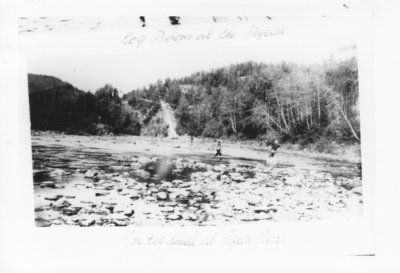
(125, 58), (360, 147)
(28, 57), (360, 149)
(28, 75), (141, 135)
(28, 74), (67, 94)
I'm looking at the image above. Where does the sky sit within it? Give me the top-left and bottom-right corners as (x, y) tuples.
(23, 17), (359, 94)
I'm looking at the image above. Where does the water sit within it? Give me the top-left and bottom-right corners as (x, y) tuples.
(31, 142), (361, 186)
(160, 100), (179, 138)
(31, 136), (363, 226)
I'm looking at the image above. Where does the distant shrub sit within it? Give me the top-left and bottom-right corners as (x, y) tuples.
(313, 137), (335, 153)
(202, 120), (224, 138)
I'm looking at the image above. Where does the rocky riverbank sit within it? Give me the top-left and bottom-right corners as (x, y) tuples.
(32, 133), (363, 227)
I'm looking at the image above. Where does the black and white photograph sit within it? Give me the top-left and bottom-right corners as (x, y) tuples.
(7, 0), (400, 271)
(21, 16), (365, 228)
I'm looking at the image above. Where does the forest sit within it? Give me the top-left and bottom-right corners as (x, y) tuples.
(28, 56), (360, 148)
(123, 57), (360, 144)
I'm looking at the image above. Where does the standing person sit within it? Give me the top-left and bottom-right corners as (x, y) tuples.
(190, 135), (194, 146)
(266, 139), (280, 158)
(214, 140), (222, 159)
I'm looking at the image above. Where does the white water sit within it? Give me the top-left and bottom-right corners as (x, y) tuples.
(160, 100), (179, 138)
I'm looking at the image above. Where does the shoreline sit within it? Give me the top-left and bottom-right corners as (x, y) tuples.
(31, 130), (362, 164)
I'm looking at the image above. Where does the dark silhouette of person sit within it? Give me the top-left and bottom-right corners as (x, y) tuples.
(266, 139), (280, 158)
(214, 140), (222, 157)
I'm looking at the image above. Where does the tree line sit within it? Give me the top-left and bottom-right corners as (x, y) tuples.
(28, 79), (141, 135)
(124, 57), (360, 144)
(29, 56), (360, 146)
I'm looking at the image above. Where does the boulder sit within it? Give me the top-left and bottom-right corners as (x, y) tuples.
(253, 207), (277, 214)
(44, 195), (63, 201)
(133, 183), (146, 191)
(166, 214), (182, 221)
(112, 176), (126, 183)
(352, 186), (363, 196)
(172, 179), (183, 185)
(124, 209), (135, 217)
(156, 192), (168, 201)
(161, 181), (173, 188)
(220, 174), (231, 183)
(62, 207), (81, 216)
(137, 157), (152, 165)
(112, 219), (129, 226)
(52, 199), (72, 210)
(65, 195), (76, 199)
(49, 169), (65, 177)
(95, 192), (110, 197)
(79, 219), (96, 227)
(109, 165), (124, 171)
(40, 181), (56, 188)
(84, 170), (98, 178)
(230, 173), (245, 182)
(35, 218), (52, 227)
(232, 199), (249, 210)
(243, 194), (263, 206)
(284, 176), (301, 186)
(160, 206), (175, 213)
(130, 162), (141, 169)
(214, 164), (227, 172)
(130, 192), (141, 200)
(134, 170), (151, 179)
(183, 213), (199, 221)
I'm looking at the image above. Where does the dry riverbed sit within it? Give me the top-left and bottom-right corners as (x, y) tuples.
(32, 131), (363, 227)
